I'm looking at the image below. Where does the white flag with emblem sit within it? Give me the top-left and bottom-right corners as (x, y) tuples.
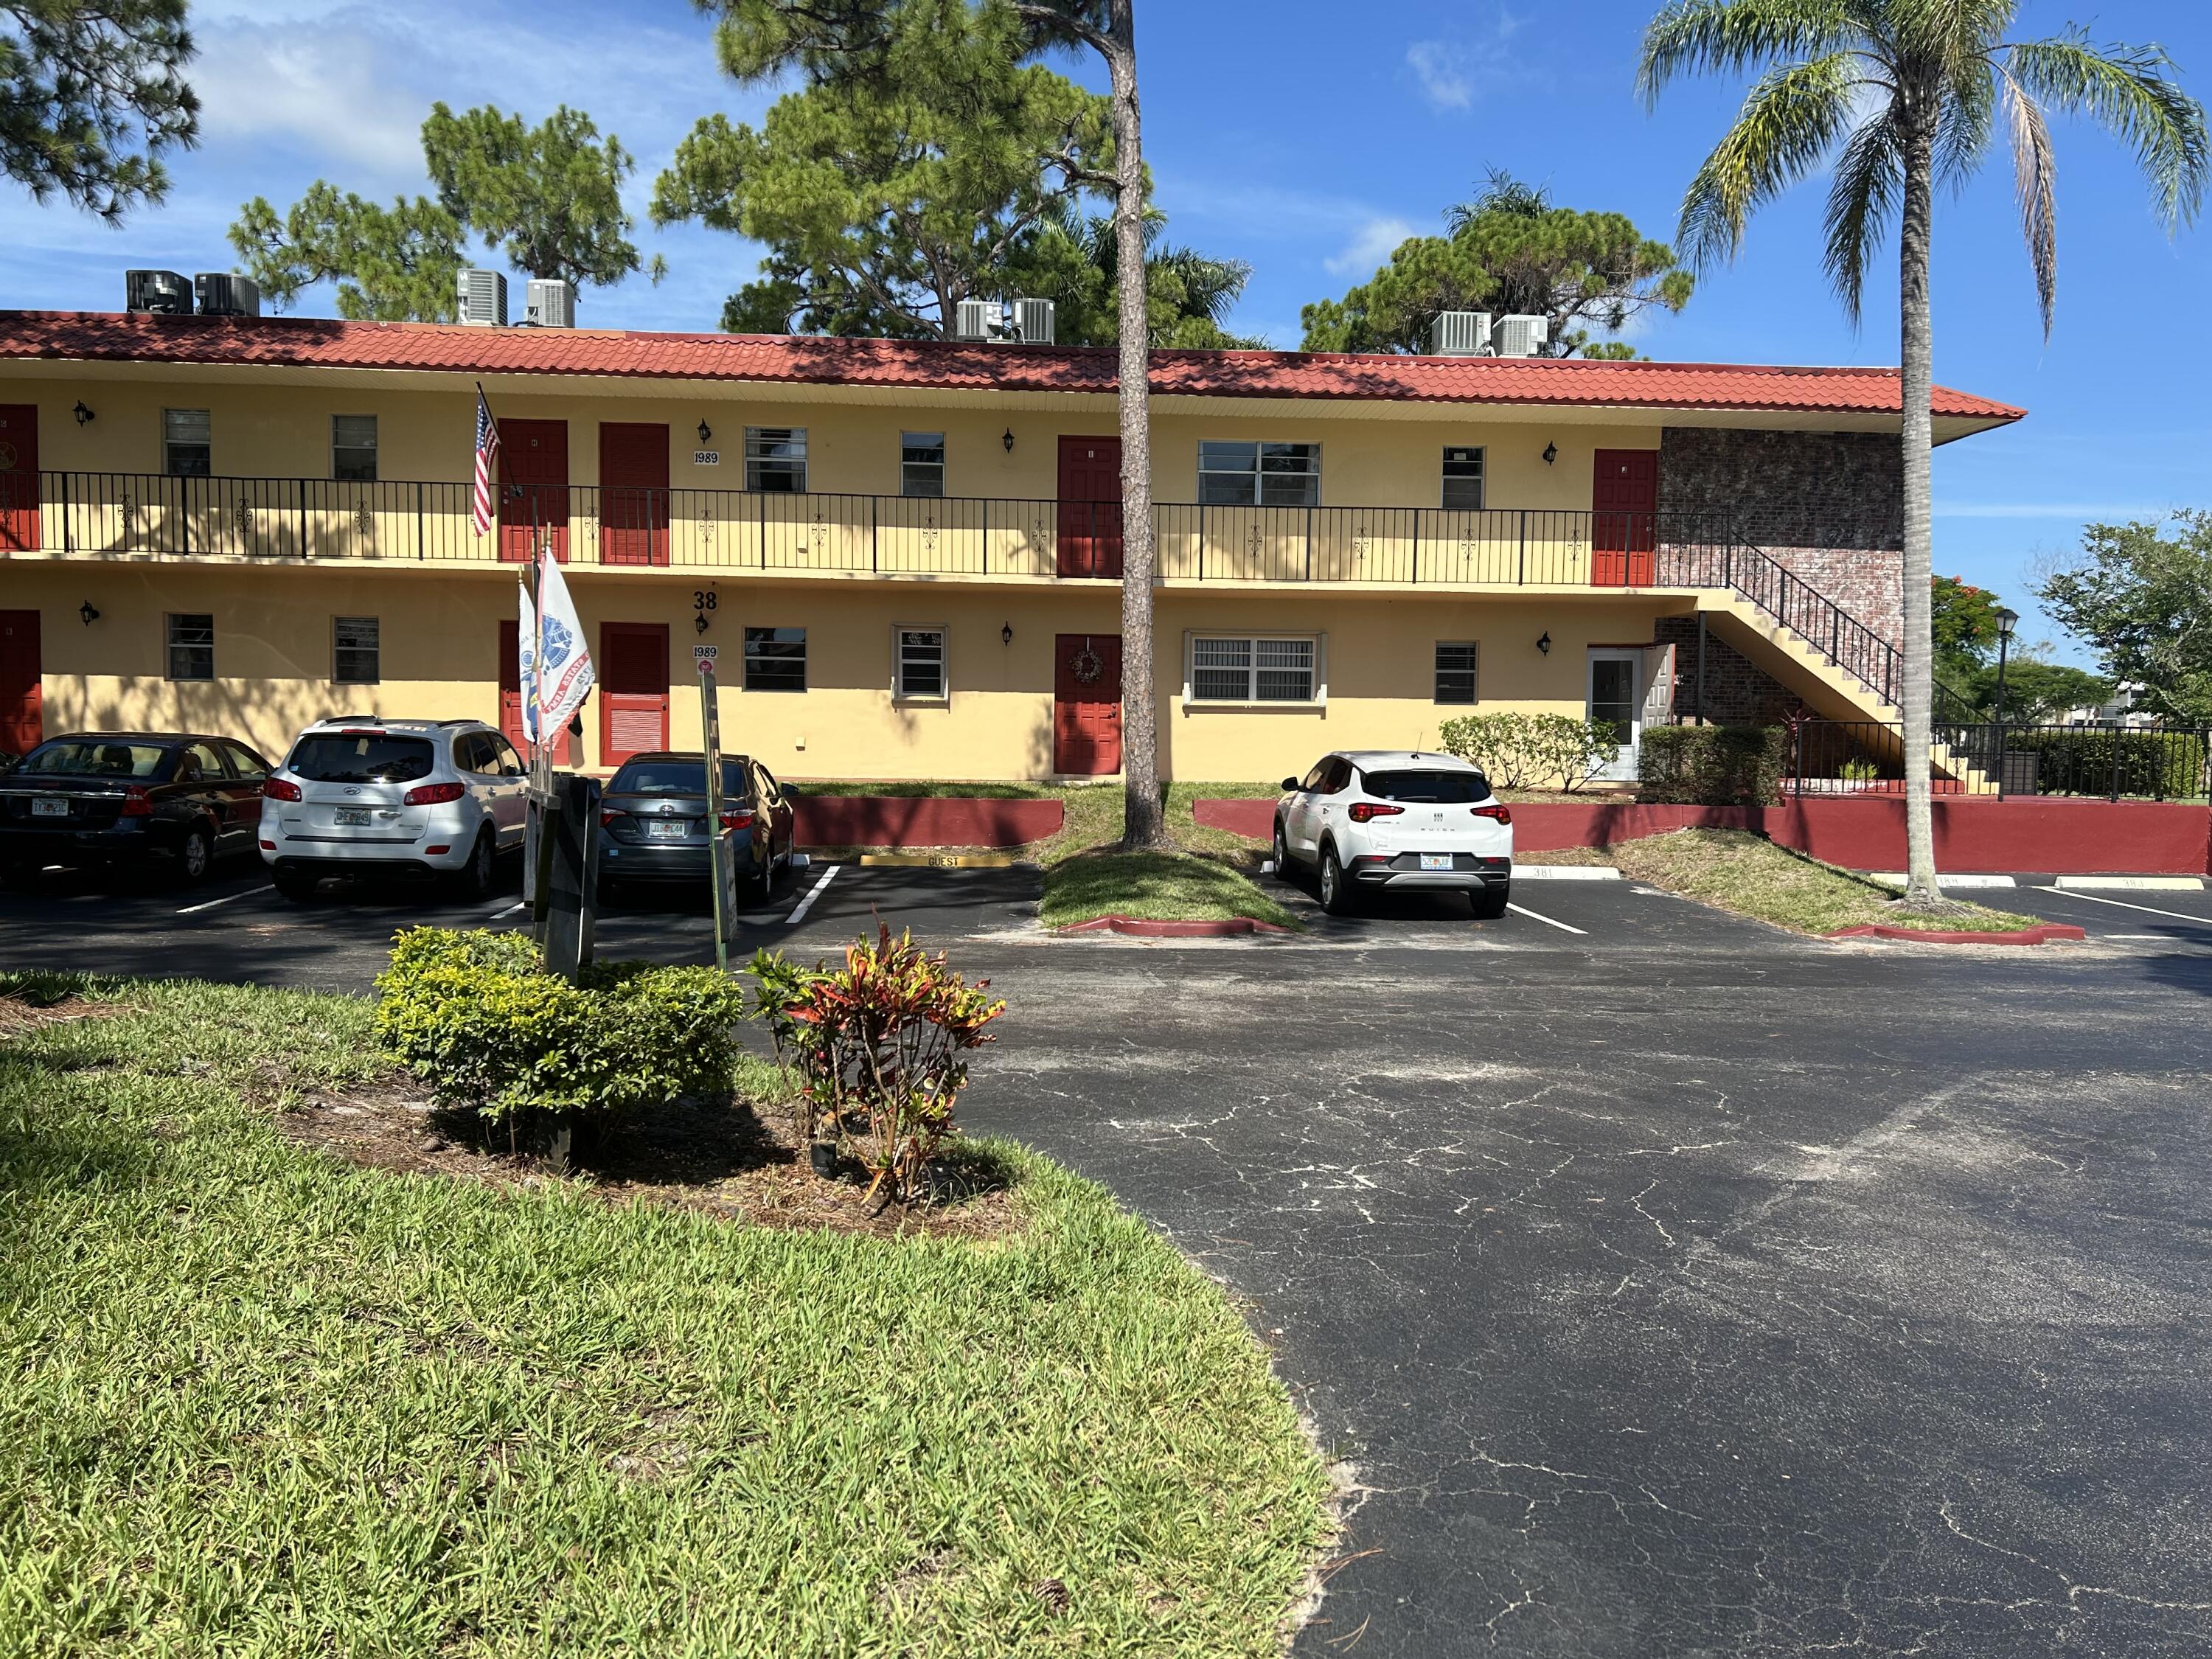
(535, 549), (594, 737)
(516, 580), (540, 745)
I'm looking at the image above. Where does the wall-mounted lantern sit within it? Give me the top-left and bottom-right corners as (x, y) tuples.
(697, 419), (713, 445)
(1536, 630), (1551, 655)
(79, 601), (100, 627)
(1002, 428), (1015, 455)
(1542, 442), (1558, 466)
(73, 401), (95, 426)
(1001, 621), (1014, 647)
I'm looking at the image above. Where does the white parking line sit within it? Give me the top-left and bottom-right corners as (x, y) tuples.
(1506, 900), (1587, 935)
(2039, 889), (2212, 928)
(176, 884), (273, 916)
(490, 900), (529, 919)
(785, 863), (839, 925)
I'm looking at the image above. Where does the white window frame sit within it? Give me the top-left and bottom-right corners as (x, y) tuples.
(744, 427), (808, 493)
(1434, 640), (1479, 703)
(166, 613), (215, 681)
(900, 432), (945, 498)
(1181, 630), (1327, 708)
(332, 414), (378, 482)
(891, 624), (949, 701)
(163, 408), (212, 478)
(333, 615), (380, 685)
(742, 625), (808, 692)
(1196, 441), (1321, 508)
(1440, 446), (1485, 511)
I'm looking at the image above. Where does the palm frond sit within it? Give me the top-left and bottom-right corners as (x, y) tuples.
(2000, 67), (2057, 338)
(1677, 52), (1863, 269)
(1638, 0), (1863, 108)
(2006, 32), (2211, 229)
(1820, 104), (1901, 324)
(1935, 57), (1997, 189)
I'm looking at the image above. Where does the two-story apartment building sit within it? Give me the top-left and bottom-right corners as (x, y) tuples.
(0, 308), (2021, 784)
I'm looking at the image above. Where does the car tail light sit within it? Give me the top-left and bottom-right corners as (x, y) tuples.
(1348, 801), (1403, 822)
(118, 786), (153, 818)
(720, 807), (756, 832)
(262, 778), (302, 801)
(259, 839), (275, 851)
(599, 808), (626, 827)
(1472, 804), (1513, 824)
(403, 781), (467, 805)
(424, 845), (451, 855)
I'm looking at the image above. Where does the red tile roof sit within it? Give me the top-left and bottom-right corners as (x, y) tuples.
(0, 310), (2025, 422)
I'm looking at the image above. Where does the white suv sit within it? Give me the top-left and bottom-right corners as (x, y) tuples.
(260, 717), (528, 900)
(1273, 751), (1513, 917)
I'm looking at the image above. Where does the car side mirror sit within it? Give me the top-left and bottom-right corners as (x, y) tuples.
(1281, 776), (1299, 791)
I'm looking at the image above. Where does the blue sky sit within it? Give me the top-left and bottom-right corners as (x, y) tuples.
(6, 0), (2208, 663)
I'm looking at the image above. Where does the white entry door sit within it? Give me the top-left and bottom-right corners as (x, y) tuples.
(1587, 650), (1643, 781)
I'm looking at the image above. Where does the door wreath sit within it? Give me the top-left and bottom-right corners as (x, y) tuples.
(1068, 643), (1105, 685)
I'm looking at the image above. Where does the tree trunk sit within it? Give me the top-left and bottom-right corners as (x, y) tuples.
(1104, 1), (1164, 849)
(1897, 111), (1941, 908)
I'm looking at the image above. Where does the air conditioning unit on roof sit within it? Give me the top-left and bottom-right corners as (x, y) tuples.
(953, 296), (1055, 344)
(1430, 311), (1493, 356)
(456, 268), (508, 327)
(1492, 314), (1550, 358)
(194, 272), (260, 318)
(125, 269), (192, 316)
(525, 279), (574, 328)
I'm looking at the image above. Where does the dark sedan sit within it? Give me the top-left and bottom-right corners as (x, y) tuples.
(595, 751), (795, 906)
(0, 732), (272, 885)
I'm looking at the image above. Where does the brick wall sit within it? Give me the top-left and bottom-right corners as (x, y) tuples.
(1657, 428), (1905, 650)
(1652, 616), (1802, 723)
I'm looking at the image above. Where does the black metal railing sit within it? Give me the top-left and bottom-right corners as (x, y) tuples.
(1784, 719), (2211, 801)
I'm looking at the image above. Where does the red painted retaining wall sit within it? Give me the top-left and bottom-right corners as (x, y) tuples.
(793, 796), (1063, 849)
(1193, 796), (2211, 875)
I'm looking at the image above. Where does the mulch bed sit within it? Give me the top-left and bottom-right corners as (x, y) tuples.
(0, 992), (122, 1039)
(279, 1076), (1020, 1242)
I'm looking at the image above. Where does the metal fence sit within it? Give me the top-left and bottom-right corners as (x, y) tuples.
(1784, 719), (2212, 801)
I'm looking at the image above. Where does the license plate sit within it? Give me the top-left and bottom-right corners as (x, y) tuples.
(646, 819), (690, 841)
(1419, 853), (1454, 871)
(30, 798), (67, 818)
(333, 808), (373, 826)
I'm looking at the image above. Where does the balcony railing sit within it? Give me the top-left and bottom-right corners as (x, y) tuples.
(1, 469), (1922, 717)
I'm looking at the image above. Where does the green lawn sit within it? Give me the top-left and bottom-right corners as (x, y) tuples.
(0, 976), (1329, 1657)
(1039, 852), (1296, 931)
(1610, 830), (2050, 936)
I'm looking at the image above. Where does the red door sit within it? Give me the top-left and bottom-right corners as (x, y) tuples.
(498, 420), (569, 564)
(1052, 633), (1122, 774)
(599, 622), (669, 766)
(497, 619), (577, 765)
(1057, 436), (1123, 577)
(1591, 448), (1658, 585)
(0, 610), (40, 755)
(0, 405), (38, 552)
(599, 422), (669, 566)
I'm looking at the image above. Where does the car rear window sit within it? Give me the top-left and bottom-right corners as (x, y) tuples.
(1361, 768), (1490, 803)
(21, 740), (170, 778)
(288, 733), (436, 784)
(610, 759), (749, 798)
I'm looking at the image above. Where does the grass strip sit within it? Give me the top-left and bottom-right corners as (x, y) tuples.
(0, 975), (1329, 1657)
(1039, 851), (1295, 931)
(1610, 829), (2048, 936)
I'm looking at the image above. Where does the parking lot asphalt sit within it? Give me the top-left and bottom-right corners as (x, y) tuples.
(9, 855), (2212, 1655)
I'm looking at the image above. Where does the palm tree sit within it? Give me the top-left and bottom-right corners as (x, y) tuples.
(1638, 1), (2206, 908)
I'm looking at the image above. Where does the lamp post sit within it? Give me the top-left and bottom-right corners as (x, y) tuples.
(1993, 605), (2018, 797)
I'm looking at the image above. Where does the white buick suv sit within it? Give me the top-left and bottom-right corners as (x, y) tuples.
(260, 717), (529, 900)
(1273, 751), (1513, 917)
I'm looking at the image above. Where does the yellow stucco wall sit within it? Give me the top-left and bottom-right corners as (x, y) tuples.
(4, 563), (1687, 782)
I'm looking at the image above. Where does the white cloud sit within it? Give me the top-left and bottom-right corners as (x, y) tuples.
(1405, 41), (1472, 111)
(195, 21), (426, 182)
(1325, 215), (1417, 277)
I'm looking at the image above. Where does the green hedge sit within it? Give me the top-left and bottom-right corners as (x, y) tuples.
(2000, 727), (2208, 799)
(372, 928), (751, 1121)
(1636, 725), (1787, 806)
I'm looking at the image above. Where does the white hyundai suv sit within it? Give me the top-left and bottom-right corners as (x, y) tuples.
(259, 717), (528, 901)
(1273, 751), (1513, 917)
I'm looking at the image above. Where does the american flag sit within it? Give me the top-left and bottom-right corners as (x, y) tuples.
(470, 387), (500, 537)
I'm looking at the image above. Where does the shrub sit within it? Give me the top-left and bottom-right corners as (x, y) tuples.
(1637, 724), (1787, 805)
(1840, 757), (1882, 785)
(1438, 712), (1618, 791)
(752, 925), (1005, 1206)
(373, 928), (751, 1126)
(2000, 727), (2208, 799)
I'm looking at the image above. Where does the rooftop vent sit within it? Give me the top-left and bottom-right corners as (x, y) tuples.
(125, 269), (192, 316)
(1429, 311), (1494, 356)
(524, 279), (574, 328)
(1492, 313), (1550, 358)
(456, 269), (508, 327)
(953, 296), (1055, 345)
(194, 272), (260, 319)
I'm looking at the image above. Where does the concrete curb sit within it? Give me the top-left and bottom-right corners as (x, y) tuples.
(1054, 914), (1293, 938)
(1515, 866), (1624, 881)
(1828, 922), (2087, 946)
(1863, 872), (2019, 889)
(2053, 874), (2208, 891)
(856, 852), (1021, 868)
